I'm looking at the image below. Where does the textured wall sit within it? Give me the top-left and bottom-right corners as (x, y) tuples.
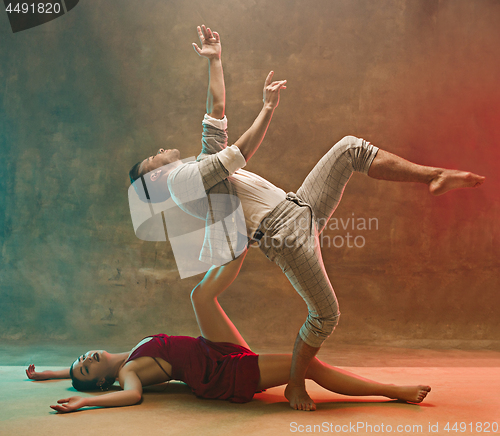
(1, 0), (499, 349)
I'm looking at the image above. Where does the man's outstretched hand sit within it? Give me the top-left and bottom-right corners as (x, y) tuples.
(192, 25), (221, 60)
(263, 71), (287, 110)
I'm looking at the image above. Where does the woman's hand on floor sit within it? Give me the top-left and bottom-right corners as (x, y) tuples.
(25, 364), (70, 380)
(26, 364), (46, 380)
(51, 396), (87, 413)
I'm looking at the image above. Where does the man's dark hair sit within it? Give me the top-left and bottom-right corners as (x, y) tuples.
(129, 161), (143, 184)
(69, 365), (115, 392)
(128, 161), (171, 203)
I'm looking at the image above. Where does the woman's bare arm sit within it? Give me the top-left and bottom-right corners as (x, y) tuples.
(50, 371), (143, 413)
(26, 364), (70, 380)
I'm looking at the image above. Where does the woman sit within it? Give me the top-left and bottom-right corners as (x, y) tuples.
(26, 251), (431, 412)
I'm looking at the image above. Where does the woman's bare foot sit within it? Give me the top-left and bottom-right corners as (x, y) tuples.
(285, 383), (317, 411)
(386, 384), (431, 403)
(429, 169), (485, 196)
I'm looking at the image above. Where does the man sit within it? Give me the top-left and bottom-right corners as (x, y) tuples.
(129, 25), (485, 411)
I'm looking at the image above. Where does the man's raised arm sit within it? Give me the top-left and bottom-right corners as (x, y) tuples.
(234, 71), (287, 162)
(193, 25), (225, 119)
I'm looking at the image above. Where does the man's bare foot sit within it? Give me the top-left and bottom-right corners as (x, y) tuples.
(285, 383), (317, 411)
(429, 169), (485, 196)
(387, 384), (431, 403)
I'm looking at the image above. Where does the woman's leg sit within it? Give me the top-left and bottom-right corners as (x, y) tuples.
(257, 354), (431, 403)
(190, 250), (251, 349)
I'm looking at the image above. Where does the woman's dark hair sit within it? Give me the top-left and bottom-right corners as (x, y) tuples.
(69, 365), (116, 392)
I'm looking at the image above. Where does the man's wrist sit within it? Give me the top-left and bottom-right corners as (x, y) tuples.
(262, 103), (276, 113)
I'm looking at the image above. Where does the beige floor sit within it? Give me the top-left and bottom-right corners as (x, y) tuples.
(1, 347), (499, 436)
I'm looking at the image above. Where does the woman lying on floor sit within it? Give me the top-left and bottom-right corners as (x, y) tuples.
(26, 251), (431, 413)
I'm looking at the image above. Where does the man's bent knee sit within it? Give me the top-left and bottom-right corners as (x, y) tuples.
(332, 136), (378, 174)
(299, 312), (341, 348)
(339, 135), (359, 147)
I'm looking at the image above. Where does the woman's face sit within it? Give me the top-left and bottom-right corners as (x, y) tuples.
(71, 350), (111, 383)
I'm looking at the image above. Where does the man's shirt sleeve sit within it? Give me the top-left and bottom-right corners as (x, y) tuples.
(201, 114), (246, 175)
(216, 145), (246, 175)
(203, 114), (228, 130)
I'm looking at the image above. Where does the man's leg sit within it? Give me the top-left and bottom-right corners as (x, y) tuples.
(270, 137), (484, 410)
(297, 136), (485, 232)
(284, 136), (484, 411)
(367, 149), (485, 195)
(285, 335), (319, 411)
(262, 213), (340, 411)
(280, 136), (377, 411)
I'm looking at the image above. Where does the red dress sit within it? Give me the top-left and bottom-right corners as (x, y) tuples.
(125, 334), (261, 403)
